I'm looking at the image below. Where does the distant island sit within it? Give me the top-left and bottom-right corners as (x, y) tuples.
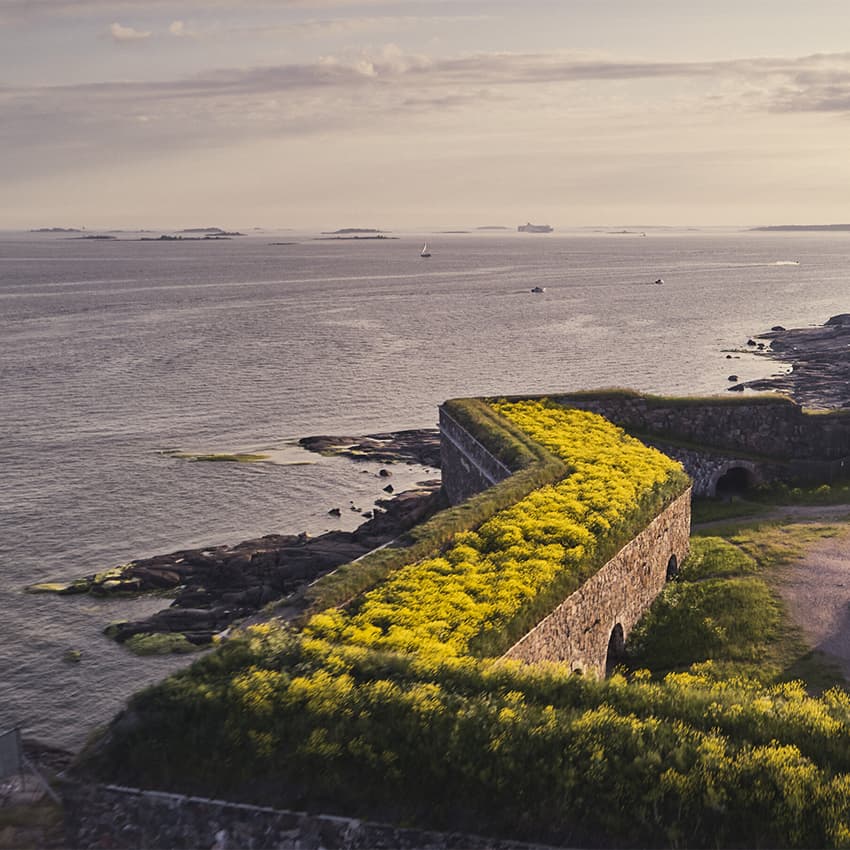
(476, 226), (511, 231)
(71, 234), (116, 240)
(316, 235), (398, 241)
(31, 227), (82, 233)
(321, 228), (384, 235)
(139, 234), (234, 241)
(517, 222), (553, 233)
(179, 227), (243, 236)
(751, 224), (850, 232)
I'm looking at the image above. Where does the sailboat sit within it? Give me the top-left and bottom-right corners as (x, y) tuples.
(420, 242), (431, 258)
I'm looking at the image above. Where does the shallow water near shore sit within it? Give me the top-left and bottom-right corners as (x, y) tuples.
(3, 227), (849, 750)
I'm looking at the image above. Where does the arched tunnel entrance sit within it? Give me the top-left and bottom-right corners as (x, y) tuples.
(713, 464), (756, 498)
(666, 555), (679, 581)
(605, 623), (625, 676)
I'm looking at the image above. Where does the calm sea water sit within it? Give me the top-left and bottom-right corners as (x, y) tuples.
(3, 228), (849, 749)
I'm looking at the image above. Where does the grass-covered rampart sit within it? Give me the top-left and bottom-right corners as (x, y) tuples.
(305, 399), (688, 659)
(498, 387), (799, 408)
(78, 397), (850, 848)
(299, 397), (567, 620)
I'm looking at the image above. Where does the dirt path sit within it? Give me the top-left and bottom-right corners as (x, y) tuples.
(774, 525), (850, 680)
(696, 504), (850, 680)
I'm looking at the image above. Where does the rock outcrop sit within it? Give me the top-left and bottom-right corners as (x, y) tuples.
(42, 429), (444, 649)
(62, 484), (444, 647)
(734, 315), (850, 408)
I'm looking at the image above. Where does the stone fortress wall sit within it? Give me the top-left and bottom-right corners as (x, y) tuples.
(439, 406), (514, 503)
(441, 393), (850, 501)
(503, 489), (691, 677)
(64, 783), (558, 850)
(66, 398), (693, 846)
(439, 392), (850, 673)
(556, 393), (850, 496)
(439, 398), (692, 676)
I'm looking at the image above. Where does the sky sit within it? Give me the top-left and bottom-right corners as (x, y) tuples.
(2, 0), (850, 230)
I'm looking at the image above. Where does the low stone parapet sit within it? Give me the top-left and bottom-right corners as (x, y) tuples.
(63, 782), (562, 850)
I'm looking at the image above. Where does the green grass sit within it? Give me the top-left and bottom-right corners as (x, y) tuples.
(497, 387), (798, 408)
(752, 480), (850, 506)
(679, 536), (759, 580)
(728, 521), (842, 567)
(628, 575), (780, 672)
(124, 633), (204, 655)
(691, 497), (769, 524)
(166, 451), (270, 463)
(629, 522), (848, 689)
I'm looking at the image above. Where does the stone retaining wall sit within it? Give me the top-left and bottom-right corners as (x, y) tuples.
(63, 783), (560, 850)
(556, 394), (850, 461)
(439, 406), (513, 504)
(502, 489), (692, 676)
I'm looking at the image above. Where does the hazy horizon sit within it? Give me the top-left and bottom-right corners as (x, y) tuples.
(7, 223), (850, 235)
(4, 1), (850, 230)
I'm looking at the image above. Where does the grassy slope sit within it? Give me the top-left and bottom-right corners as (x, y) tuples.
(74, 412), (850, 849)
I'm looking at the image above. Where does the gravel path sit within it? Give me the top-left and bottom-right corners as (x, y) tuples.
(695, 505), (850, 680)
(774, 523), (850, 680)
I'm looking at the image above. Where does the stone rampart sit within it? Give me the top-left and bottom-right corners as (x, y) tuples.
(439, 406), (513, 504)
(502, 489), (691, 676)
(438, 405), (691, 675)
(556, 393), (850, 461)
(63, 783), (559, 850)
(640, 440), (789, 497)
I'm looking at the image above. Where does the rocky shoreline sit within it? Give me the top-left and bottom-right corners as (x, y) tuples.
(731, 314), (850, 408)
(36, 430), (443, 651)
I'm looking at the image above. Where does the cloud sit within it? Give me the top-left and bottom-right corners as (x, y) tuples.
(108, 21), (151, 41)
(1, 0), (413, 22)
(4, 47), (850, 186)
(167, 19), (201, 38)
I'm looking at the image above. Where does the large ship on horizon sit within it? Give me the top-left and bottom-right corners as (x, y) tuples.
(517, 222), (553, 233)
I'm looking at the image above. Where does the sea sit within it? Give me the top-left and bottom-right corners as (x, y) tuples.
(2, 226), (849, 751)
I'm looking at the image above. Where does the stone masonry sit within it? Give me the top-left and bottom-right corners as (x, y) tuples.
(502, 489), (692, 676)
(63, 783), (562, 850)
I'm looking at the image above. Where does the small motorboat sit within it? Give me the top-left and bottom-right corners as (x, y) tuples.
(531, 286), (546, 293)
(653, 278), (664, 285)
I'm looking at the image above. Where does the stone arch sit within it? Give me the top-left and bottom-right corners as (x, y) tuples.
(605, 623), (626, 676)
(710, 460), (760, 497)
(666, 554), (679, 581)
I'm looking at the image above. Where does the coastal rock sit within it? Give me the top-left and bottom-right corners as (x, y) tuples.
(64, 481), (444, 649)
(736, 317), (850, 408)
(299, 429), (441, 468)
